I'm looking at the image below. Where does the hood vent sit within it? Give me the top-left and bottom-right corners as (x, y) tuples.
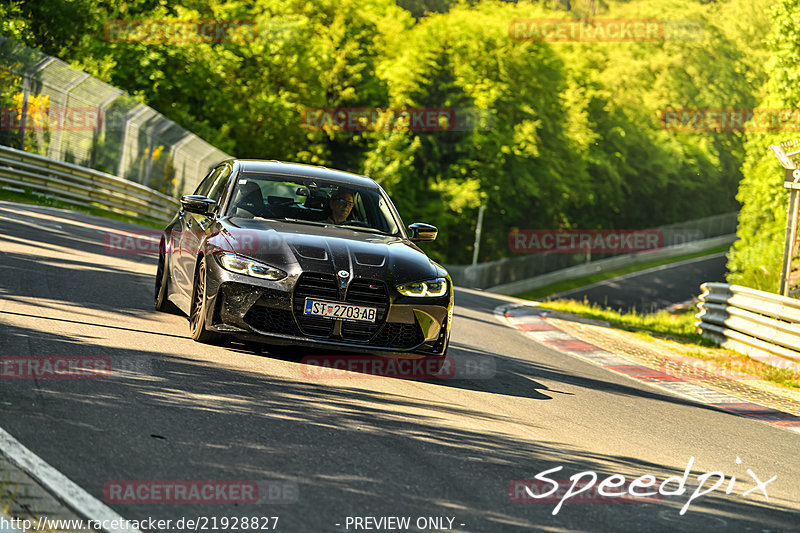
(292, 245), (328, 260)
(353, 252), (386, 267)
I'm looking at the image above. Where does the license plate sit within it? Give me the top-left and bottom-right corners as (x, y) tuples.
(303, 298), (377, 322)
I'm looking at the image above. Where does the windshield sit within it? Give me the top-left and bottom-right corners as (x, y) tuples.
(226, 172), (401, 236)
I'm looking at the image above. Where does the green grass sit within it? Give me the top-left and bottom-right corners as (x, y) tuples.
(0, 186), (165, 228)
(514, 245), (731, 301)
(537, 299), (800, 389)
(539, 298), (711, 345)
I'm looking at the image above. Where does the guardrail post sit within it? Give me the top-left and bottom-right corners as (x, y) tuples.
(471, 204), (485, 266)
(781, 188), (800, 296)
(770, 142), (800, 296)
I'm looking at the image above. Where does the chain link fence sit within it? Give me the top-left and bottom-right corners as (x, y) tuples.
(0, 37), (230, 197)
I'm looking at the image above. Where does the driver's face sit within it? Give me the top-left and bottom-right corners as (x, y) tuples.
(330, 193), (354, 223)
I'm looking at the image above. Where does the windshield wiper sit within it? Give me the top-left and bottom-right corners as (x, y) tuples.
(281, 218), (328, 226)
(332, 224), (395, 236)
(252, 216), (395, 236)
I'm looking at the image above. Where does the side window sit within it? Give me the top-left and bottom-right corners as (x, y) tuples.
(352, 194), (368, 222)
(207, 166), (232, 211)
(377, 194), (400, 235)
(194, 167), (222, 196)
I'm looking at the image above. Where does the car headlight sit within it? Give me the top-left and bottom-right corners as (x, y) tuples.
(215, 253), (286, 280)
(396, 277), (448, 297)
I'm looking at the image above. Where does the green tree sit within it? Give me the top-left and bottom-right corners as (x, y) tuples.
(727, 0), (800, 291)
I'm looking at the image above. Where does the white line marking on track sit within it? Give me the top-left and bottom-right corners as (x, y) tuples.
(0, 427), (141, 533)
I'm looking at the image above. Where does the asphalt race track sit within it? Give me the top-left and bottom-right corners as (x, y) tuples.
(0, 202), (798, 532)
(547, 253), (729, 313)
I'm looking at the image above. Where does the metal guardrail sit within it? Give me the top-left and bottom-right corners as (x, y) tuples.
(447, 212), (739, 289)
(697, 282), (800, 370)
(489, 234), (735, 296)
(0, 145), (178, 223)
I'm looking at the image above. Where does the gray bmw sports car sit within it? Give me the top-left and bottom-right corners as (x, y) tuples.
(155, 159), (452, 369)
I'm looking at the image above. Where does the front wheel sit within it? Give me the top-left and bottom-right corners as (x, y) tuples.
(189, 258), (224, 344)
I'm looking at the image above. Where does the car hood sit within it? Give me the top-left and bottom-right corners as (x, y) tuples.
(209, 217), (446, 284)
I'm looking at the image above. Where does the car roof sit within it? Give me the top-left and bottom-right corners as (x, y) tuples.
(227, 159), (380, 190)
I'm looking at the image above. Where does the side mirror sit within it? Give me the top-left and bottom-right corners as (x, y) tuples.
(409, 222), (438, 242)
(181, 195), (216, 216)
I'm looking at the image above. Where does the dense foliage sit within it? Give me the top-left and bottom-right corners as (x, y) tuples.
(727, 0), (799, 291)
(0, 0), (773, 265)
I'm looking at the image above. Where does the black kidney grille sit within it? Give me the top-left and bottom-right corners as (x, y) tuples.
(244, 306), (300, 336)
(293, 273), (337, 337)
(346, 280), (389, 307)
(295, 273), (339, 299)
(292, 274), (420, 347)
(341, 279), (389, 342)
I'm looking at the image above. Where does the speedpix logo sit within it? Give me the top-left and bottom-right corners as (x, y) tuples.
(511, 457), (776, 515)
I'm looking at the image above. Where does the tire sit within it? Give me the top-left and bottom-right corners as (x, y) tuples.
(155, 244), (181, 314)
(189, 258), (224, 344)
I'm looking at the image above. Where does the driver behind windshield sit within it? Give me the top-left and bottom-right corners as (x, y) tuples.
(325, 189), (355, 224)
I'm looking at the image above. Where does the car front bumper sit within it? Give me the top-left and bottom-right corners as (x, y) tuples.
(201, 259), (451, 357)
